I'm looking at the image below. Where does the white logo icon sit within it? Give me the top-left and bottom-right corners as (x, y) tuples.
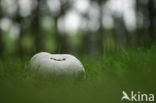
(121, 91), (131, 101)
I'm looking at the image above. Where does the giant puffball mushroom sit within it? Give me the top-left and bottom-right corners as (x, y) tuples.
(30, 52), (85, 77)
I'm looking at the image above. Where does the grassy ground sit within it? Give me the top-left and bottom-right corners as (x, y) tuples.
(0, 48), (156, 103)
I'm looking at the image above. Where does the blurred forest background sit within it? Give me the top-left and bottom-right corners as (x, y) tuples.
(0, 0), (156, 57)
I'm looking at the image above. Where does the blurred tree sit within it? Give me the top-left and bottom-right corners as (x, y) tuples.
(0, 0), (4, 56)
(81, 0), (107, 56)
(113, 16), (127, 50)
(148, 0), (156, 45)
(0, 0), (156, 57)
(94, 0), (106, 55)
(81, 29), (95, 56)
(52, 0), (71, 53)
(79, 10), (95, 56)
(14, 0), (24, 56)
(31, 0), (44, 52)
(136, 0), (156, 47)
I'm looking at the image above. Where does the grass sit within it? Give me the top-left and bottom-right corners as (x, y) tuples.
(0, 48), (156, 103)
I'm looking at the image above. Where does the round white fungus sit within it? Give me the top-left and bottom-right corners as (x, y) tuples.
(30, 52), (85, 76)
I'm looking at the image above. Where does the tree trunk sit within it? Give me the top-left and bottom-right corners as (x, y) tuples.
(13, 0), (24, 56)
(148, 0), (155, 46)
(113, 16), (127, 50)
(53, 16), (62, 53)
(0, 0), (4, 56)
(31, 0), (43, 52)
(53, 1), (71, 53)
(96, 3), (104, 55)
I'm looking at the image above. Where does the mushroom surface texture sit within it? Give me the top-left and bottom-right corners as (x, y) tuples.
(30, 52), (85, 76)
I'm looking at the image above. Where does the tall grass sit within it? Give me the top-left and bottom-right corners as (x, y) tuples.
(0, 48), (156, 103)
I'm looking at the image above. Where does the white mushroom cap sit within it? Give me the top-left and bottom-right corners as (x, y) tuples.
(30, 52), (85, 76)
